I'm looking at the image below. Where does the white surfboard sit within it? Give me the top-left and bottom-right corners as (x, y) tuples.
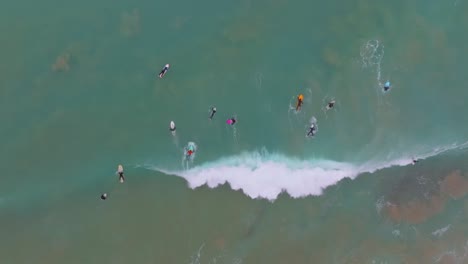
(170, 121), (176, 131)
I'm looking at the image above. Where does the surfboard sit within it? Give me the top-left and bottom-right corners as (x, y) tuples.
(170, 121), (176, 131)
(187, 142), (196, 151)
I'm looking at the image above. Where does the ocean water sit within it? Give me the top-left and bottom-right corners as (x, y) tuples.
(1, 0), (468, 263)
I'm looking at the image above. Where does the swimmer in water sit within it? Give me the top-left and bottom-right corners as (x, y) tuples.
(296, 94), (304, 111)
(384, 81), (391, 92)
(101, 193), (107, 200)
(158, 64), (170, 78)
(226, 117), (236, 125)
(118, 164), (124, 183)
(307, 123), (317, 137)
(209, 106), (217, 119)
(326, 100), (335, 110)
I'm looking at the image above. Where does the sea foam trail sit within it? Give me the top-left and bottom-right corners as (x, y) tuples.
(151, 142), (468, 200)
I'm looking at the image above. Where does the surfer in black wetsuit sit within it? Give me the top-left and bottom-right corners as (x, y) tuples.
(412, 158), (419, 165)
(118, 164), (125, 183)
(101, 193), (108, 200)
(169, 121), (176, 132)
(209, 106), (217, 119)
(158, 64), (170, 78)
(307, 124), (317, 137)
(384, 81), (391, 92)
(326, 100), (335, 110)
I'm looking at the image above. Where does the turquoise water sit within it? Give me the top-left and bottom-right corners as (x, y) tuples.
(1, 0), (468, 263)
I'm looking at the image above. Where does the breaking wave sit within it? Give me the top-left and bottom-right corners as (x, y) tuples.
(150, 142), (468, 200)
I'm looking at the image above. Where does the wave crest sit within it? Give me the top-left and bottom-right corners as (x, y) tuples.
(151, 142), (468, 200)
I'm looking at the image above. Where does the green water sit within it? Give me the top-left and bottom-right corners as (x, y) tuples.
(1, 0), (468, 263)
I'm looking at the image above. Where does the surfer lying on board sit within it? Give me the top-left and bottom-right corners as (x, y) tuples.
(383, 81), (391, 92)
(185, 142), (197, 159)
(169, 121), (176, 132)
(326, 100), (335, 110)
(296, 94), (304, 111)
(158, 64), (170, 78)
(209, 106), (217, 120)
(226, 117), (236, 125)
(307, 123), (317, 137)
(118, 164), (125, 183)
(187, 149), (194, 157)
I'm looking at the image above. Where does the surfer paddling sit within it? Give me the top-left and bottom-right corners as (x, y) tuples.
(383, 81), (391, 92)
(226, 117), (236, 125)
(326, 100), (335, 110)
(118, 164), (125, 183)
(307, 123), (317, 137)
(169, 121), (176, 132)
(296, 94), (304, 111)
(169, 121), (176, 137)
(187, 149), (194, 157)
(158, 64), (170, 78)
(185, 142), (197, 159)
(307, 117), (317, 137)
(209, 106), (217, 120)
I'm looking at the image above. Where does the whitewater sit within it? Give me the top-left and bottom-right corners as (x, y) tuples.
(150, 141), (468, 200)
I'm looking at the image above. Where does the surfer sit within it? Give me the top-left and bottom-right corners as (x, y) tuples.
(226, 117), (236, 125)
(169, 121), (176, 132)
(118, 164), (125, 183)
(100, 193), (107, 200)
(384, 81), (391, 92)
(412, 158), (419, 165)
(185, 142), (196, 159)
(158, 64), (170, 78)
(307, 123), (317, 137)
(187, 149), (194, 157)
(296, 94), (304, 111)
(326, 100), (335, 110)
(209, 107), (217, 120)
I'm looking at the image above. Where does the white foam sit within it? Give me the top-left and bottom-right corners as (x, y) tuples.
(188, 243), (205, 264)
(151, 142), (468, 201)
(360, 39), (385, 88)
(155, 152), (361, 200)
(432, 224), (451, 238)
(185, 155), (355, 200)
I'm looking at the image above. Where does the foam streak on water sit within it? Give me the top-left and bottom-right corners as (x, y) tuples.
(360, 39), (385, 88)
